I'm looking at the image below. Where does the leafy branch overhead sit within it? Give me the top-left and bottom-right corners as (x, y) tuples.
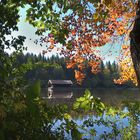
(0, 0), (139, 85)
(23, 0), (138, 85)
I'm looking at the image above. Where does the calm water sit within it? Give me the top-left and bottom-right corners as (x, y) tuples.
(41, 88), (140, 106)
(42, 88), (140, 139)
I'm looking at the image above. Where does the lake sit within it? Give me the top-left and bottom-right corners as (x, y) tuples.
(41, 88), (140, 139)
(41, 88), (140, 106)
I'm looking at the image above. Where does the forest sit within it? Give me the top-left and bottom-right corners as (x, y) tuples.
(16, 53), (135, 88)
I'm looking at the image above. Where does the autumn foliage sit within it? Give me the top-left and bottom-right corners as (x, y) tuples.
(43, 0), (138, 85)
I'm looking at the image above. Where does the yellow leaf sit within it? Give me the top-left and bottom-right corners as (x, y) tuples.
(93, 13), (99, 20)
(64, 113), (71, 120)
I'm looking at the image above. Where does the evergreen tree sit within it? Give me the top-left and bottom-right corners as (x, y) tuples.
(15, 53), (135, 88)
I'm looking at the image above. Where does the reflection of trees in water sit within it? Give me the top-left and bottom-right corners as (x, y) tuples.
(74, 89), (140, 106)
(42, 88), (140, 107)
(92, 89), (140, 107)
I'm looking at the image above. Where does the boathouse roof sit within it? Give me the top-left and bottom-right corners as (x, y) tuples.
(48, 80), (73, 86)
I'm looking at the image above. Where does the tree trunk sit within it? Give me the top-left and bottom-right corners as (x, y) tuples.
(130, 1), (140, 88)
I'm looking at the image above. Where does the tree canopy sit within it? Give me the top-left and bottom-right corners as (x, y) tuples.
(1, 0), (139, 85)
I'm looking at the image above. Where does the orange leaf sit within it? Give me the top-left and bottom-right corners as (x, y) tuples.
(75, 70), (85, 83)
(66, 62), (75, 69)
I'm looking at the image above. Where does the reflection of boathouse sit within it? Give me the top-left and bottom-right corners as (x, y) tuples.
(47, 80), (73, 99)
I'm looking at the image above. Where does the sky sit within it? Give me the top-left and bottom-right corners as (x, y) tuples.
(5, 8), (52, 56)
(6, 7), (122, 63)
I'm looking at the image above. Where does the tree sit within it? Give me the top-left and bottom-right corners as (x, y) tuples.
(100, 61), (105, 73)
(1, 0), (140, 86)
(106, 61), (113, 75)
(24, 0), (138, 86)
(130, 1), (140, 87)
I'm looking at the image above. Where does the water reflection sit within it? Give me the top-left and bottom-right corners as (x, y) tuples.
(42, 88), (140, 139)
(47, 89), (73, 99)
(42, 88), (140, 107)
(42, 87), (73, 99)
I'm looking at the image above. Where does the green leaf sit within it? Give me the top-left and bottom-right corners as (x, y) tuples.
(0, 130), (4, 140)
(73, 102), (80, 109)
(64, 113), (71, 120)
(80, 100), (89, 109)
(90, 129), (96, 136)
(26, 80), (41, 100)
(77, 97), (85, 102)
(71, 128), (82, 140)
(84, 89), (91, 99)
(100, 102), (105, 110)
